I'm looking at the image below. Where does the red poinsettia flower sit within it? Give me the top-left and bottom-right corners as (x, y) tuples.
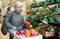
(45, 23), (49, 27)
(25, 21), (31, 27)
(25, 12), (30, 15)
(43, 28), (47, 31)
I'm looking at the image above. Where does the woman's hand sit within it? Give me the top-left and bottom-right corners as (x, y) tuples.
(12, 26), (17, 30)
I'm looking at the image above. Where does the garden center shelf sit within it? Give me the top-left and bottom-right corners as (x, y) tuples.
(48, 22), (60, 27)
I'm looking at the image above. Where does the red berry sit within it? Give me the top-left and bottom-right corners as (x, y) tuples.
(43, 28), (47, 31)
(45, 24), (49, 26)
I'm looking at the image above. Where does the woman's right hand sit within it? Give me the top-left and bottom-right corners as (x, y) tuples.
(12, 26), (17, 30)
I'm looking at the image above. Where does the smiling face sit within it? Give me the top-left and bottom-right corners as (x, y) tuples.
(15, 5), (22, 13)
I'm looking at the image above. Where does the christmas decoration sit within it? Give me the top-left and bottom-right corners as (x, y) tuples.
(16, 29), (39, 37)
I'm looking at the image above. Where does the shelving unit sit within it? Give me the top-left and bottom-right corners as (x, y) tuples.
(25, 0), (60, 39)
(30, 0), (60, 8)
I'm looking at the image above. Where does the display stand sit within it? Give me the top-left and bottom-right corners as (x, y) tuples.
(13, 34), (42, 39)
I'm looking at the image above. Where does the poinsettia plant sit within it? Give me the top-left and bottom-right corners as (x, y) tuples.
(25, 4), (55, 31)
(25, 9), (33, 15)
(37, 23), (54, 32)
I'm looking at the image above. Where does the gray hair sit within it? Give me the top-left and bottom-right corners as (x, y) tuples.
(15, 1), (22, 7)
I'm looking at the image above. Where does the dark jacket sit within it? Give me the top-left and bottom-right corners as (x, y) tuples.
(1, 19), (8, 35)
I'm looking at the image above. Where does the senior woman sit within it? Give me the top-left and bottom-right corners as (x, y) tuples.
(5, 1), (30, 35)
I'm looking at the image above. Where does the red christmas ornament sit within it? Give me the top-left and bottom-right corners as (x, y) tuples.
(25, 12), (30, 15)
